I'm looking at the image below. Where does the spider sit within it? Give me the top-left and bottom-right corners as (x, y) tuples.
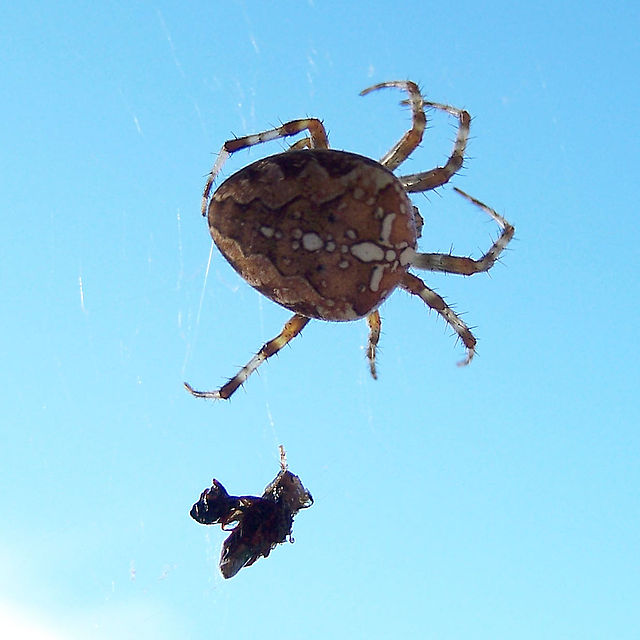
(185, 80), (514, 400)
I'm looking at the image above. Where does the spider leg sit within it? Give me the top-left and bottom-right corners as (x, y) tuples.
(409, 188), (515, 274)
(399, 272), (476, 366)
(360, 80), (426, 171)
(202, 119), (329, 215)
(366, 310), (381, 379)
(184, 314), (311, 400)
(398, 102), (471, 193)
(288, 137), (312, 151)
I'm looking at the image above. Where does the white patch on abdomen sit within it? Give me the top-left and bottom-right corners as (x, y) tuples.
(350, 242), (385, 262)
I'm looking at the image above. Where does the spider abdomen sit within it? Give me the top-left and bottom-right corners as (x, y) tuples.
(208, 149), (418, 320)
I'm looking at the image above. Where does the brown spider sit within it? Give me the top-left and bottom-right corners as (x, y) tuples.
(185, 80), (514, 400)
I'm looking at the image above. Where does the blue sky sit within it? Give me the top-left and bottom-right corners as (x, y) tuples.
(2, 1), (639, 638)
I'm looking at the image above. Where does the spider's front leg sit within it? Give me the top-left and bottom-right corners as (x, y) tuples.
(409, 188), (515, 275)
(399, 101), (471, 193)
(360, 80), (427, 171)
(201, 118), (329, 215)
(184, 314), (310, 400)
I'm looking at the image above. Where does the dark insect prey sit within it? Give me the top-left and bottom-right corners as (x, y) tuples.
(190, 447), (313, 579)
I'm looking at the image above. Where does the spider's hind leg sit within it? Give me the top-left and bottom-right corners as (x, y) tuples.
(184, 314), (311, 400)
(399, 272), (476, 366)
(409, 188), (515, 275)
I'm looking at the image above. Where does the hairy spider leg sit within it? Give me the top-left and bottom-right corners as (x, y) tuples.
(398, 101), (471, 193)
(366, 310), (381, 379)
(287, 137), (313, 151)
(360, 80), (427, 171)
(193, 120), (329, 399)
(184, 314), (310, 399)
(399, 272), (477, 366)
(403, 189), (514, 365)
(201, 118), (330, 215)
(410, 187), (515, 274)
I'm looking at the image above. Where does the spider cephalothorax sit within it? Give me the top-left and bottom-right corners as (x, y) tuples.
(185, 81), (514, 400)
